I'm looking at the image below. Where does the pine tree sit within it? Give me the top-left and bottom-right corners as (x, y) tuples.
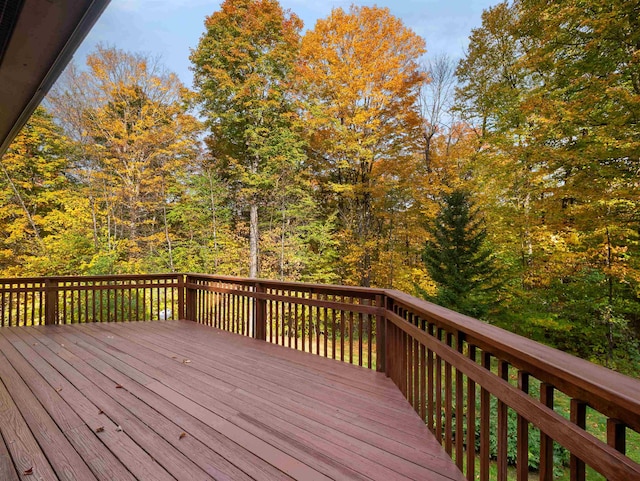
(421, 190), (498, 318)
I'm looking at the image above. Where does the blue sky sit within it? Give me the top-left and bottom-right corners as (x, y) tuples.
(74, 0), (497, 88)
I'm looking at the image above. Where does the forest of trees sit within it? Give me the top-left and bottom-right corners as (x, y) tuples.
(1, 0), (638, 373)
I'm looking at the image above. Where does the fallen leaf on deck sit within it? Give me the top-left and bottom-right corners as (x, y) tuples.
(182, 359), (191, 364)
(116, 426), (123, 432)
(179, 432), (187, 439)
(23, 467), (33, 475)
(55, 387), (62, 392)
(98, 409), (104, 415)
(32, 343), (38, 346)
(115, 384), (123, 389)
(171, 356), (177, 359)
(95, 426), (104, 433)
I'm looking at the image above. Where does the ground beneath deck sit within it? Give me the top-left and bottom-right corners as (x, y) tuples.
(0, 320), (464, 481)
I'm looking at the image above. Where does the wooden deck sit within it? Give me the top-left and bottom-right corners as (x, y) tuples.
(0, 320), (464, 481)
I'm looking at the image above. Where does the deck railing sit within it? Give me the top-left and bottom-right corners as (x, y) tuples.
(0, 274), (182, 326)
(1, 273), (639, 480)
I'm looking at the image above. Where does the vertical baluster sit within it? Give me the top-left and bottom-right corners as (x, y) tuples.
(9, 283), (14, 326)
(269, 289), (274, 342)
(300, 294), (305, 352)
(324, 302), (329, 357)
(14, 283), (20, 326)
(497, 360), (509, 481)
(39, 286), (44, 325)
(211, 285), (215, 326)
(285, 293), (291, 346)
(606, 418), (626, 481)
(149, 283), (153, 322)
(123, 280), (128, 321)
(403, 328), (409, 398)
(413, 335), (420, 414)
(140, 283), (145, 321)
(367, 305), (373, 369)
(222, 287), (227, 331)
(517, 371), (530, 481)
(570, 399), (587, 481)
(164, 282), (169, 320)
(331, 306), (344, 359)
(420, 320), (426, 422)
(339, 306), (345, 362)
(216, 285), (221, 329)
(455, 333), (464, 471)
(197, 284), (202, 324)
(349, 308), (353, 364)
(360, 310), (365, 368)
(157, 283), (162, 322)
(466, 345), (477, 481)
(224, 285), (232, 332)
(244, 288), (249, 335)
(62, 282), (68, 324)
(294, 292), (299, 349)
(314, 296), (320, 354)
(116, 281), (121, 321)
(130, 281), (134, 321)
(26, 283), (31, 325)
(171, 280), (176, 320)
(278, 290), (283, 343)
(406, 314), (413, 407)
(1, 286), (5, 327)
(233, 288), (238, 333)
(84, 283), (89, 323)
(480, 352), (491, 481)
(435, 327), (443, 443)
(445, 332), (453, 456)
(232, 286), (236, 332)
(427, 323), (435, 433)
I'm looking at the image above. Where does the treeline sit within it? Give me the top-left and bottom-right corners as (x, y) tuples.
(1, 0), (638, 373)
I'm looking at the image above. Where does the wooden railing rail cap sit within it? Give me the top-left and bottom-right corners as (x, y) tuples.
(384, 289), (640, 422)
(185, 273), (387, 296)
(0, 273), (180, 284)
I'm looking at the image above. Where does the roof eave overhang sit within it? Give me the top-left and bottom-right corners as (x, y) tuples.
(0, 0), (110, 156)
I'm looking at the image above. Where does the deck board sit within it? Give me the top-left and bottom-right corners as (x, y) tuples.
(0, 320), (464, 481)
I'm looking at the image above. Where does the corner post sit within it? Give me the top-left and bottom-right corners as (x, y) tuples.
(375, 294), (386, 373)
(44, 278), (58, 326)
(185, 274), (196, 322)
(255, 282), (267, 341)
(177, 274), (185, 320)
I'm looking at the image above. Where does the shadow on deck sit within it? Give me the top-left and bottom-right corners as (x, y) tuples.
(0, 320), (464, 481)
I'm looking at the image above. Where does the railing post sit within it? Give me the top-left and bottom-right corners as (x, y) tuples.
(384, 296), (395, 378)
(177, 274), (185, 320)
(185, 275), (195, 322)
(44, 278), (58, 326)
(255, 282), (267, 341)
(375, 294), (386, 373)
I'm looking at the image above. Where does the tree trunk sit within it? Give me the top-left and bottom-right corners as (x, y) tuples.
(208, 172), (219, 269)
(249, 202), (259, 278)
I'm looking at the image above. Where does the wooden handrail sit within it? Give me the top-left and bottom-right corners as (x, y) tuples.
(1, 273), (639, 480)
(385, 289), (640, 433)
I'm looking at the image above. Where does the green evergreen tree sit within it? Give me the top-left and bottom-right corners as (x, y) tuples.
(421, 190), (498, 318)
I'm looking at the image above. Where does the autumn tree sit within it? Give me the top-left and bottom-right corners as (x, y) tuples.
(190, 0), (305, 278)
(49, 46), (200, 272)
(298, 5), (426, 286)
(456, 0), (640, 370)
(0, 107), (94, 275)
(514, 0), (640, 366)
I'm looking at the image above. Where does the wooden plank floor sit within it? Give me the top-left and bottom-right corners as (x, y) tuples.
(0, 320), (464, 481)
